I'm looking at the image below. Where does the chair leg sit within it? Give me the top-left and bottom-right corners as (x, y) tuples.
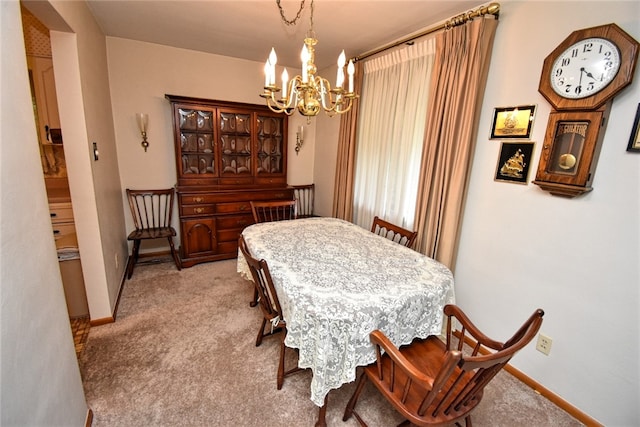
(167, 237), (181, 271)
(256, 318), (267, 347)
(127, 240), (141, 279)
(277, 331), (286, 390)
(343, 372), (368, 422)
(249, 288), (258, 307)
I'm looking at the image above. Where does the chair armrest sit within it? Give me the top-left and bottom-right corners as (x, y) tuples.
(370, 330), (434, 386)
(444, 304), (504, 351)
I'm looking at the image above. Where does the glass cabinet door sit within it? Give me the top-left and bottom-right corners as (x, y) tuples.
(219, 110), (252, 179)
(178, 107), (216, 177)
(256, 113), (285, 177)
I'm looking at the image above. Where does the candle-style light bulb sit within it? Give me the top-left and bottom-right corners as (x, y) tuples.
(268, 48), (277, 85)
(336, 50), (346, 88)
(301, 45), (310, 83)
(281, 68), (289, 98)
(264, 60), (270, 87)
(347, 60), (355, 93)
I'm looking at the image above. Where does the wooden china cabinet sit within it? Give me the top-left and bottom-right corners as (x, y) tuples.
(165, 95), (293, 267)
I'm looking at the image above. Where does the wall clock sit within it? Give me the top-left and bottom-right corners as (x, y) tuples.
(534, 23), (639, 197)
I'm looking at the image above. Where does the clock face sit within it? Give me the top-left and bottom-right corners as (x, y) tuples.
(550, 37), (621, 99)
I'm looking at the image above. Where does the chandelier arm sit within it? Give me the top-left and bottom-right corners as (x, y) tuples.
(317, 77), (335, 112)
(265, 85), (296, 115)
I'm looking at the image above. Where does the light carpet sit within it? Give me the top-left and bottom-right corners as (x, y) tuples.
(79, 258), (583, 426)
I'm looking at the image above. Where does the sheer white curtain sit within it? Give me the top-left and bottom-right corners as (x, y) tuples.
(352, 37), (436, 231)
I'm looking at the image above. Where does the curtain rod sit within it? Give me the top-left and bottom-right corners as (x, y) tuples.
(353, 2), (500, 63)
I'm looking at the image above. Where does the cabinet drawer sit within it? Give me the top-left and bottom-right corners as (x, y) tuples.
(254, 177), (287, 186)
(180, 194), (218, 205)
(215, 201), (252, 214)
(217, 214), (253, 230)
(181, 205), (216, 216)
(52, 223), (76, 240)
(252, 189), (294, 200)
(219, 177), (253, 186)
(50, 203), (74, 223)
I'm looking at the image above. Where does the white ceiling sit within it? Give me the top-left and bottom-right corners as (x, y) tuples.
(85, 0), (486, 69)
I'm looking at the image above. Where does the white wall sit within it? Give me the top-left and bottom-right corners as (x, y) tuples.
(456, 2), (639, 425)
(0, 1), (87, 424)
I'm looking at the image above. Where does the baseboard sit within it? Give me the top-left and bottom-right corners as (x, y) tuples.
(85, 408), (93, 426)
(89, 316), (114, 327)
(454, 331), (603, 427)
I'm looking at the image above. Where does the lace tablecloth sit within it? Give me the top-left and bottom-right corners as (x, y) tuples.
(237, 217), (455, 406)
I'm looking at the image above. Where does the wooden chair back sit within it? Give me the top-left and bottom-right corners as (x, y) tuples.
(238, 235), (283, 333)
(344, 304), (544, 426)
(292, 184), (315, 218)
(125, 188), (181, 278)
(250, 200), (297, 223)
(238, 235), (304, 388)
(127, 188), (175, 233)
(371, 216), (417, 248)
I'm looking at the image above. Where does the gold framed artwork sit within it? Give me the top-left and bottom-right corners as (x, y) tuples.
(494, 141), (535, 185)
(490, 105), (536, 139)
(627, 103), (640, 152)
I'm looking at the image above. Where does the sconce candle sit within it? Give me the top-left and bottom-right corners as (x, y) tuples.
(136, 113), (149, 152)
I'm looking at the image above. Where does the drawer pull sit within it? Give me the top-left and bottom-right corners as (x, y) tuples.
(239, 204), (248, 211)
(194, 207), (205, 214)
(275, 193), (284, 198)
(53, 230), (60, 235)
(50, 213), (57, 218)
(194, 197), (204, 203)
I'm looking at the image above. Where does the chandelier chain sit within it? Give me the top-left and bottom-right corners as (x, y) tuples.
(276, 0), (307, 26)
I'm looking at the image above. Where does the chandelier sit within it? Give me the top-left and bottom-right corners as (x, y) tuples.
(260, 0), (357, 117)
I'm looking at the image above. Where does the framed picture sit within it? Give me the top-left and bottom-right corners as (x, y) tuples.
(627, 103), (640, 152)
(494, 141), (535, 184)
(490, 105), (536, 139)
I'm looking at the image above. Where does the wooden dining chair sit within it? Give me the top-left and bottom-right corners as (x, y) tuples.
(125, 188), (181, 279)
(371, 216), (417, 248)
(247, 199), (297, 306)
(250, 200), (297, 223)
(344, 304), (544, 427)
(238, 235), (304, 389)
(292, 184), (316, 218)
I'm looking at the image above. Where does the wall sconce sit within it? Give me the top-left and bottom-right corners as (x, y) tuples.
(295, 125), (304, 155)
(136, 113), (149, 152)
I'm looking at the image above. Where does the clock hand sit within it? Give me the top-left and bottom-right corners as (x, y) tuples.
(582, 67), (597, 80)
(577, 67), (585, 93)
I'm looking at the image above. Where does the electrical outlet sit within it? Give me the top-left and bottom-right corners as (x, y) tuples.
(536, 333), (552, 355)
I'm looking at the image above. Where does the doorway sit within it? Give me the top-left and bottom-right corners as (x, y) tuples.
(21, 4), (90, 325)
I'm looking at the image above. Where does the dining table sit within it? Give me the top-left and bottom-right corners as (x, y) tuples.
(237, 217), (455, 426)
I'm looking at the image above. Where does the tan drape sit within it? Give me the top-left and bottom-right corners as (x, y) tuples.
(332, 62), (363, 221)
(413, 16), (498, 270)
